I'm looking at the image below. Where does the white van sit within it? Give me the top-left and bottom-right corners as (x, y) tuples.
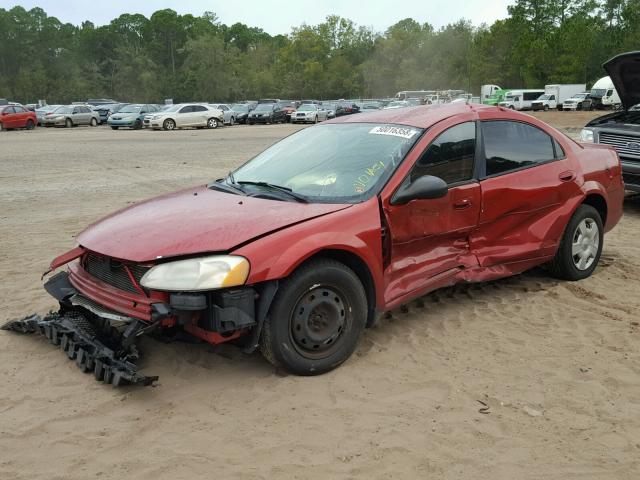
(531, 84), (586, 111)
(590, 76), (621, 109)
(498, 89), (545, 110)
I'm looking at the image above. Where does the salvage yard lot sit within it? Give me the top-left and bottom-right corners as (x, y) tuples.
(1, 111), (639, 480)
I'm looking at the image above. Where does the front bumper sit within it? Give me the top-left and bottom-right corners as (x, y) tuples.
(41, 118), (65, 126)
(248, 116), (271, 123)
(108, 119), (136, 127)
(292, 115), (314, 122)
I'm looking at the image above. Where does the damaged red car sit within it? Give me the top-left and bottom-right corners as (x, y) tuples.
(3, 103), (624, 385)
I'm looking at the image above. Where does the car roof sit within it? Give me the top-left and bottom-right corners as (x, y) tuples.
(326, 103), (496, 129)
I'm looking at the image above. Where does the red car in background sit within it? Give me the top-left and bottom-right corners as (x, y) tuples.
(0, 104), (37, 131)
(4, 103), (624, 386)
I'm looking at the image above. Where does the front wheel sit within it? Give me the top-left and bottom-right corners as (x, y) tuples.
(229, 116), (235, 126)
(163, 119), (176, 131)
(110, 126), (119, 130)
(133, 119), (142, 130)
(548, 204), (603, 281)
(65, 118), (73, 128)
(260, 259), (367, 375)
(543, 105), (549, 112)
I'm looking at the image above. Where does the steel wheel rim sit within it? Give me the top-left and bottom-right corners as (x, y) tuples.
(290, 286), (350, 359)
(572, 218), (599, 270)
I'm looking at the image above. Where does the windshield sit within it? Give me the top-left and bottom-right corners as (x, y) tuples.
(297, 104), (316, 111)
(53, 106), (73, 114)
(571, 94), (587, 100)
(118, 105), (142, 113)
(538, 94), (550, 100)
(164, 104), (182, 112)
(254, 103), (274, 112)
(323, 103), (336, 110)
(231, 123), (422, 202)
(590, 88), (606, 97)
(231, 104), (249, 112)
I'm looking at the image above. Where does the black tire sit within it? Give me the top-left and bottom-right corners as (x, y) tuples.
(163, 119), (176, 131)
(207, 117), (218, 129)
(65, 118), (73, 128)
(229, 116), (235, 126)
(260, 258), (367, 375)
(110, 126), (119, 130)
(133, 119), (142, 130)
(548, 204), (603, 281)
(0, 122), (3, 132)
(26, 119), (35, 130)
(543, 105), (549, 112)
(90, 117), (98, 127)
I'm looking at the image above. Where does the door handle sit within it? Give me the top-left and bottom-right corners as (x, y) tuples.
(559, 170), (576, 182)
(453, 198), (472, 210)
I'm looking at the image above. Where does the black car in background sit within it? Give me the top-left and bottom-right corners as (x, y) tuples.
(581, 51), (640, 191)
(92, 103), (128, 124)
(230, 103), (251, 124)
(247, 102), (287, 124)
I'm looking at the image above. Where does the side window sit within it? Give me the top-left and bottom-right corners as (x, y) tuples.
(606, 89), (613, 96)
(13, 106), (24, 113)
(193, 105), (207, 112)
(482, 121), (556, 176)
(3, 106), (15, 114)
(554, 138), (565, 159)
(409, 122), (476, 184)
(549, 95), (555, 101)
(179, 106), (192, 113)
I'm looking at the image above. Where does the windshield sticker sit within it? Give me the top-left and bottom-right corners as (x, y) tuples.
(369, 125), (418, 139)
(354, 161), (385, 193)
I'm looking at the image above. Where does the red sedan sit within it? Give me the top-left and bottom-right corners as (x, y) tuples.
(0, 104), (37, 131)
(3, 103), (624, 385)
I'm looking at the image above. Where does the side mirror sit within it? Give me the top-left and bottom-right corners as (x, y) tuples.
(392, 175), (448, 205)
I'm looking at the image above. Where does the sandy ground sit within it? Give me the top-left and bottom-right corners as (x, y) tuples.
(0, 113), (639, 480)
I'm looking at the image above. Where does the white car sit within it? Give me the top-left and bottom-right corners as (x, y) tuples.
(209, 104), (237, 125)
(145, 104), (224, 130)
(383, 101), (410, 110)
(562, 93), (592, 111)
(291, 104), (329, 124)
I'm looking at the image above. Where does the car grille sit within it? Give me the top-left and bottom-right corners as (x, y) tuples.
(599, 132), (640, 158)
(83, 254), (150, 294)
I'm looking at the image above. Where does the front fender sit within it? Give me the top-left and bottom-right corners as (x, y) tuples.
(233, 198), (385, 309)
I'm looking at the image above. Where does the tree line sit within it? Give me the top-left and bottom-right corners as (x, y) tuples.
(1, 0), (639, 104)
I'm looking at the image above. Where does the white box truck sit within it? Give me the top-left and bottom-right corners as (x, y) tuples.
(531, 84), (586, 111)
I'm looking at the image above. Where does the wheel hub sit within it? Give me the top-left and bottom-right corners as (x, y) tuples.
(572, 218), (599, 271)
(291, 287), (346, 355)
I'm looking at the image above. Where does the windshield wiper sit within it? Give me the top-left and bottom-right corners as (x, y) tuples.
(237, 181), (308, 203)
(207, 174), (246, 195)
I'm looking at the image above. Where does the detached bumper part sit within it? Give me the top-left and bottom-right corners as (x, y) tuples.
(2, 311), (158, 387)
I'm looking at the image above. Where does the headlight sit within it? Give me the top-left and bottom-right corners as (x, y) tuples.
(140, 255), (250, 291)
(580, 129), (594, 143)
(151, 115), (161, 120)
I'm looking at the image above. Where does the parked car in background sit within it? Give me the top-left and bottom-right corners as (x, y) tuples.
(142, 105), (171, 127)
(247, 102), (287, 124)
(0, 98), (8, 105)
(86, 98), (118, 106)
(531, 84), (586, 111)
(35, 104), (62, 125)
(336, 100), (360, 116)
(322, 102), (337, 119)
(278, 101), (298, 122)
(0, 104), (37, 131)
(499, 89), (545, 110)
(93, 103), (128, 124)
(291, 103), (329, 124)
(41, 105), (100, 128)
(562, 93), (593, 111)
(146, 103), (224, 130)
(230, 104), (251, 124)
(581, 51), (640, 191)
(362, 102), (383, 110)
(384, 101), (411, 110)
(209, 104), (238, 125)
(108, 104), (160, 130)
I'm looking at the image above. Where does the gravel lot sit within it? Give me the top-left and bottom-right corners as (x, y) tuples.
(1, 113), (639, 480)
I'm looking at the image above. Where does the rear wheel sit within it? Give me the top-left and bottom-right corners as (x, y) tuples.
(548, 205), (603, 281)
(260, 258), (367, 375)
(26, 119), (35, 130)
(163, 119), (176, 131)
(90, 117), (98, 127)
(207, 117), (218, 129)
(0, 122), (3, 132)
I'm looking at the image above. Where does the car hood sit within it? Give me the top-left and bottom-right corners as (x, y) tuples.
(603, 51), (640, 110)
(77, 185), (351, 262)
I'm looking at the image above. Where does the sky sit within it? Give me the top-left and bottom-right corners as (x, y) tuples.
(1, 0), (513, 34)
